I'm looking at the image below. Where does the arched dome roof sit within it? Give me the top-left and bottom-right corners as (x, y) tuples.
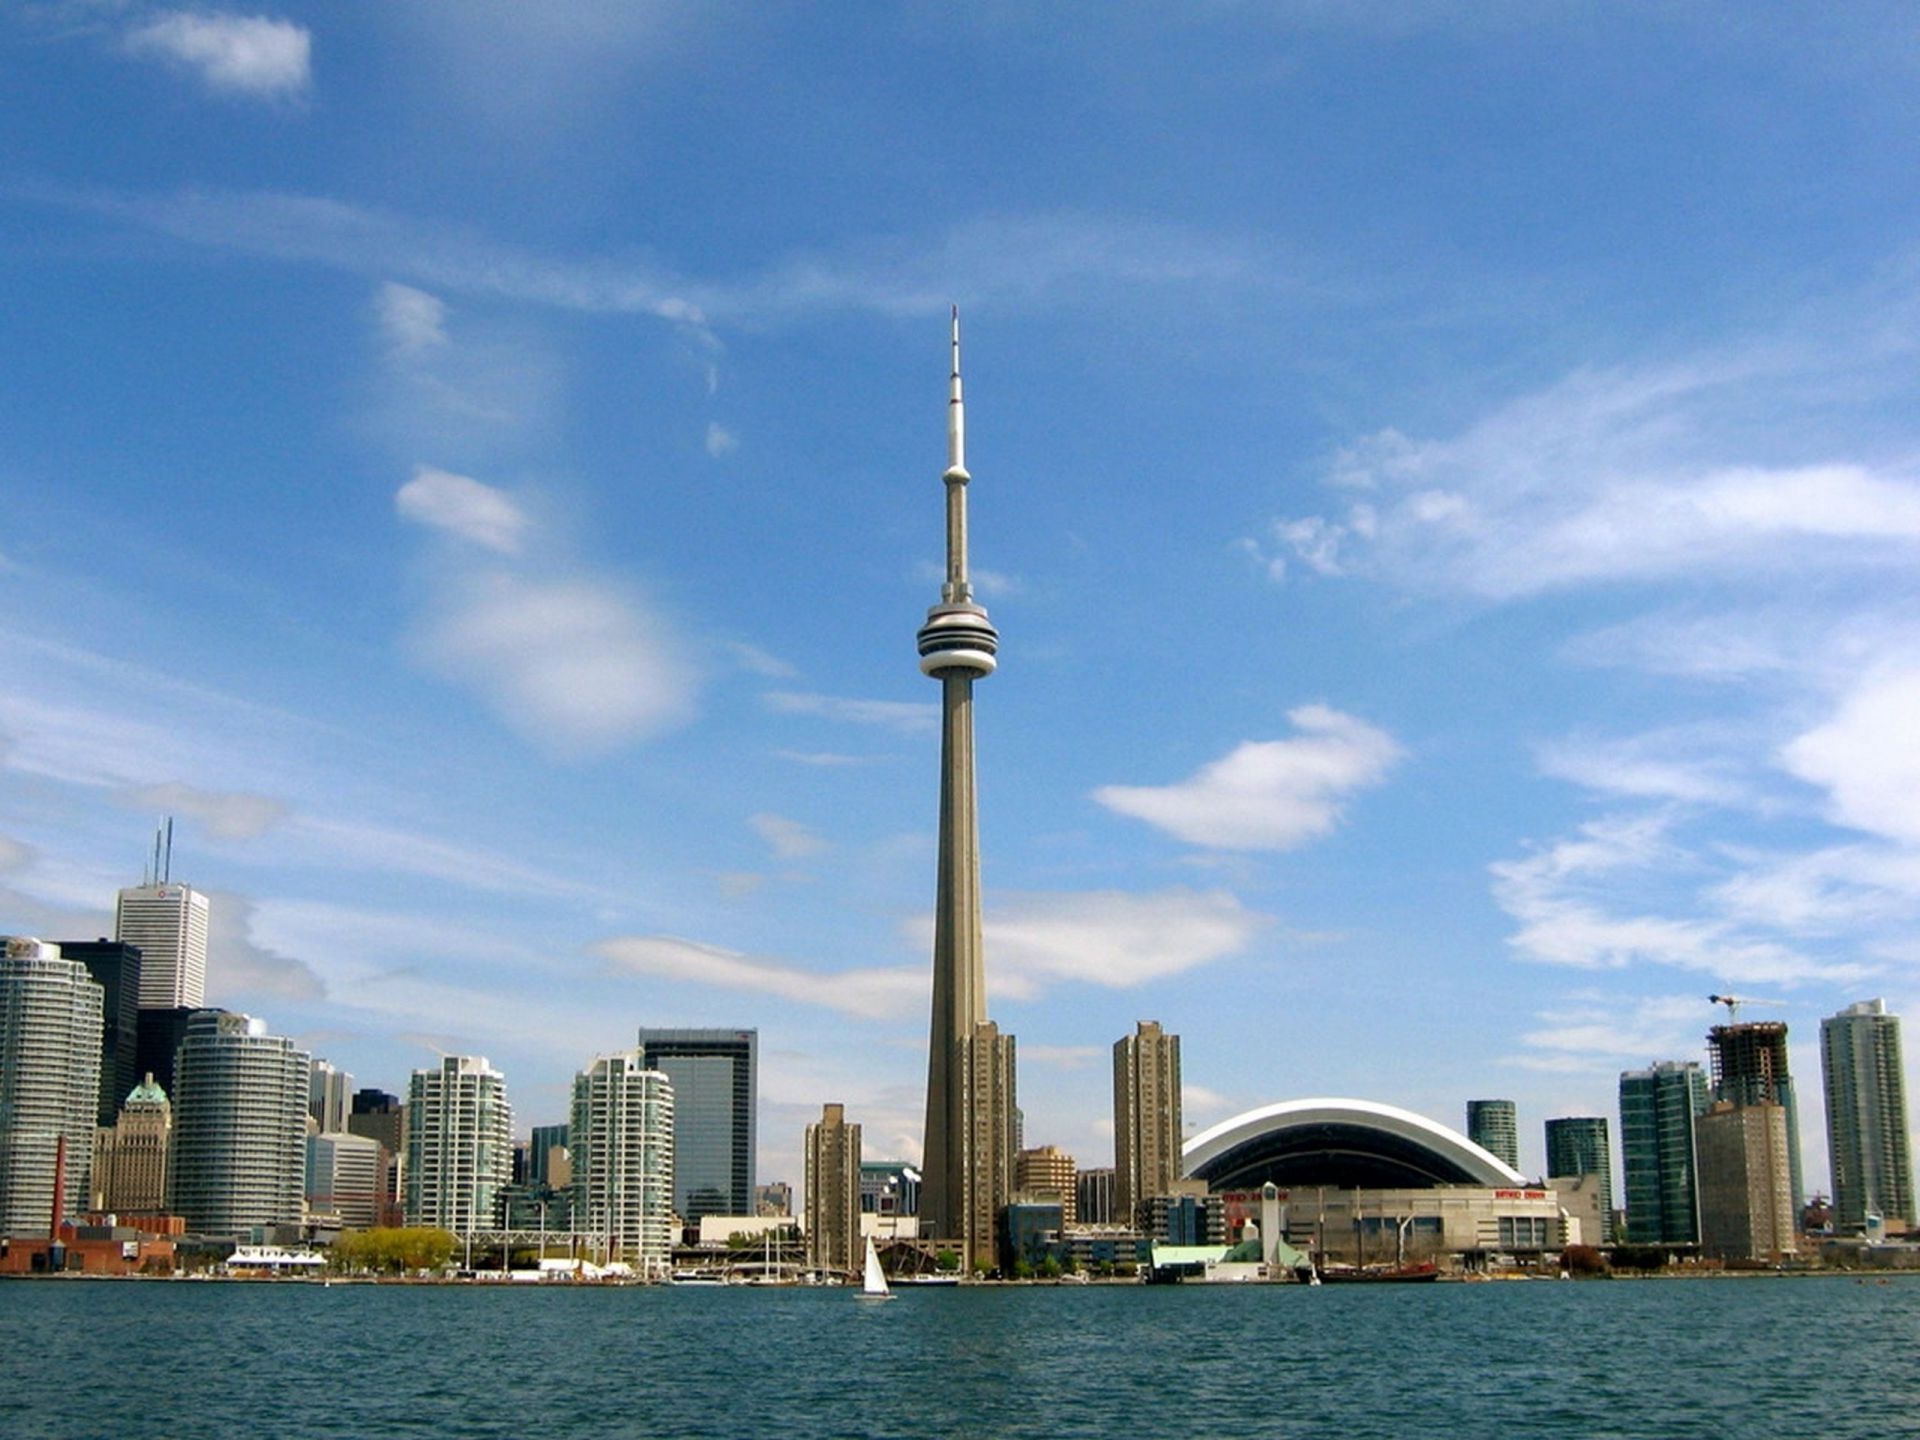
(1182, 1097), (1527, 1190)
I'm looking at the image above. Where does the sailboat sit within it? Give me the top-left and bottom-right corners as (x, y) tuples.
(857, 1237), (896, 1302)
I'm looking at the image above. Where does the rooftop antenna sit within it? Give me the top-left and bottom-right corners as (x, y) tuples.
(163, 816), (174, 884)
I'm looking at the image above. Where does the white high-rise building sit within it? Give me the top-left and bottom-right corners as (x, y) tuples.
(167, 1010), (309, 1235)
(115, 883), (209, 1009)
(405, 1056), (513, 1236)
(309, 1058), (353, 1134)
(0, 938), (104, 1237)
(570, 1052), (674, 1275)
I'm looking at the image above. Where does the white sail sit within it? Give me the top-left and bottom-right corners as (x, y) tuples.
(861, 1237), (893, 1299)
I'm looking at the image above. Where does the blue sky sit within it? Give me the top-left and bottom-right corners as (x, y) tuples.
(5, 3), (1920, 1196)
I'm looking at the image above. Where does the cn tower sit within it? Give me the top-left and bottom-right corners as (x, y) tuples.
(917, 309), (1001, 1244)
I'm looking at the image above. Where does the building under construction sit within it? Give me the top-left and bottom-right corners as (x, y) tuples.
(1707, 1020), (1805, 1219)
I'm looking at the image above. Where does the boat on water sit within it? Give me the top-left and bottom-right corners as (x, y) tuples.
(1315, 1261), (1440, 1284)
(857, 1238), (896, 1302)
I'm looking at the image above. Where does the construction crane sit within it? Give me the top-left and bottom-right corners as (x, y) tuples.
(1707, 993), (1785, 1024)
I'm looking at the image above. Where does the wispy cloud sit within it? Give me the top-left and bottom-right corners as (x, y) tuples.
(597, 934), (925, 1021)
(977, 887), (1268, 996)
(1534, 729), (1756, 809)
(115, 781), (288, 840)
(704, 422), (738, 458)
(1781, 667), (1920, 848)
(763, 691), (938, 733)
(1512, 992), (1710, 1075)
(749, 812), (827, 861)
(123, 11), (312, 98)
(1094, 705), (1401, 850)
(395, 465), (530, 554)
(375, 281), (449, 355)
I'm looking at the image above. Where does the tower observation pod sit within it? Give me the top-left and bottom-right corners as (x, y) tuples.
(916, 310), (1000, 678)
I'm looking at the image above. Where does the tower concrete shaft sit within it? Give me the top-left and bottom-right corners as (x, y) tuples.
(918, 311), (1003, 1251)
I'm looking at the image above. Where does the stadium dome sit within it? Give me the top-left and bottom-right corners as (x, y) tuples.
(1182, 1098), (1527, 1190)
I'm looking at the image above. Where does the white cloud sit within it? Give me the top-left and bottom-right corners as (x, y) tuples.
(1512, 993), (1710, 1075)
(749, 812), (827, 861)
(1490, 811), (1868, 986)
(1534, 730), (1753, 808)
(1094, 705), (1401, 850)
(1781, 668), (1920, 847)
(705, 422), (738, 457)
(116, 781), (288, 839)
(205, 889), (324, 1003)
(376, 282), (449, 355)
(596, 934), (925, 1021)
(395, 466), (530, 554)
(415, 570), (697, 754)
(979, 887), (1268, 994)
(124, 12), (312, 97)
(763, 691), (938, 733)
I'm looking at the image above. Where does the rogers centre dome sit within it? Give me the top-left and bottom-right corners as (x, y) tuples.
(1182, 1098), (1527, 1191)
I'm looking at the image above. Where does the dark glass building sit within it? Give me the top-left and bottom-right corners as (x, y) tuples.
(134, 1004), (201, 1098)
(56, 939), (142, 1125)
(635, 1028), (756, 1222)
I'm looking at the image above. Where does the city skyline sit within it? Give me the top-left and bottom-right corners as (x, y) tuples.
(5, 7), (1920, 1192)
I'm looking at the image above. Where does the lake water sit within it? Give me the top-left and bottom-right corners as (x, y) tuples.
(2, 1276), (1914, 1438)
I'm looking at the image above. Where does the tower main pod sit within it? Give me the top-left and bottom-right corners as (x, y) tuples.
(917, 312), (1008, 1265)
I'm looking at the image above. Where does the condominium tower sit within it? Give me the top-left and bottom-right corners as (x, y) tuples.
(1822, 1000), (1914, 1231)
(0, 938), (104, 1236)
(1467, 1099), (1520, 1172)
(916, 313), (1017, 1265)
(1619, 1061), (1708, 1246)
(405, 1056), (513, 1235)
(1114, 1021), (1182, 1227)
(634, 1028), (755, 1222)
(1544, 1116), (1614, 1243)
(570, 1053), (674, 1273)
(168, 1010), (309, 1234)
(115, 882), (209, 1010)
(804, 1103), (862, 1276)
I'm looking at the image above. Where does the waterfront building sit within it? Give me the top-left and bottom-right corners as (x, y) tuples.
(755, 1181), (793, 1216)
(530, 1123), (569, 1187)
(0, 938), (105, 1236)
(1181, 1101), (1571, 1263)
(634, 1028), (755, 1222)
(1708, 1020), (1804, 1212)
(1015, 1145), (1077, 1226)
(1114, 1021), (1182, 1228)
(1466, 1099), (1520, 1171)
(1544, 1116), (1614, 1243)
(92, 1073), (172, 1215)
(1619, 1061), (1709, 1247)
(1076, 1166), (1116, 1225)
(1696, 1100), (1795, 1261)
(1822, 1000), (1915, 1232)
(55, 940), (142, 1127)
(114, 881), (208, 1010)
(957, 1020), (1018, 1264)
(859, 1161), (920, 1217)
(309, 1059), (353, 1134)
(169, 1010), (308, 1235)
(804, 1103), (862, 1276)
(405, 1056), (513, 1237)
(1000, 1200), (1069, 1274)
(305, 1131), (383, 1229)
(134, 1005), (200, 1097)
(569, 1052), (674, 1273)
(916, 314), (1015, 1269)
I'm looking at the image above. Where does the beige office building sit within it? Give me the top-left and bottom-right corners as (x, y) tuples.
(1115, 1021), (1182, 1227)
(1016, 1145), (1078, 1225)
(955, 1021), (1017, 1265)
(1697, 1100), (1796, 1261)
(804, 1103), (862, 1276)
(93, 1074), (172, 1215)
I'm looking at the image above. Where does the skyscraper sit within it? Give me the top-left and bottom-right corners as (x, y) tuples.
(1708, 1020), (1804, 1211)
(0, 938), (104, 1237)
(804, 1103), (862, 1277)
(1467, 1099), (1520, 1171)
(1696, 1100), (1795, 1261)
(1619, 1061), (1708, 1246)
(1544, 1116), (1614, 1243)
(309, 1058), (353, 1134)
(115, 882), (209, 1010)
(168, 1010), (309, 1235)
(55, 939), (142, 1127)
(405, 1056), (513, 1236)
(917, 313), (1016, 1265)
(634, 1028), (755, 1223)
(957, 1020), (1017, 1262)
(1822, 1000), (1914, 1232)
(530, 1123), (570, 1187)
(92, 1074), (171, 1215)
(570, 1052), (674, 1274)
(1113, 1021), (1182, 1227)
